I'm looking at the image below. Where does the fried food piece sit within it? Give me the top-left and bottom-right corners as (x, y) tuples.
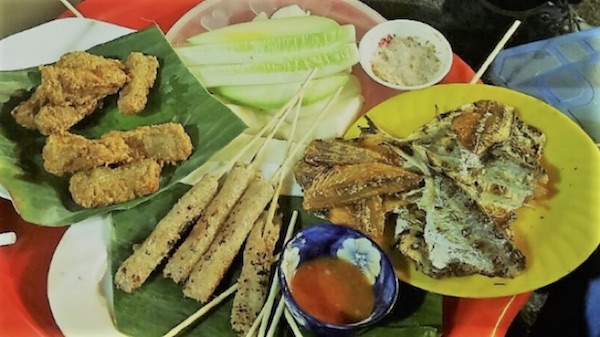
(118, 52), (159, 115)
(41, 52), (127, 106)
(164, 164), (255, 284)
(34, 101), (101, 135)
(42, 132), (130, 176)
(394, 176), (526, 279)
(69, 159), (162, 208)
(231, 212), (281, 336)
(115, 175), (219, 293)
(183, 176), (275, 303)
(106, 123), (193, 164)
(302, 162), (423, 210)
(11, 51), (127, 135)
(11, 87), (47, 130)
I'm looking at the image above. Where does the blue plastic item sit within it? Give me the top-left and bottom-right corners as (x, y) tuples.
(489, 27), (600, 142)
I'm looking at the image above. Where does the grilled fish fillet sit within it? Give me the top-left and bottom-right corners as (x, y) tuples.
(302, 162), (422, 210)
(394, 176), (526, 278)
(114, 175), (219, 293)
(303, 138), (394, 167)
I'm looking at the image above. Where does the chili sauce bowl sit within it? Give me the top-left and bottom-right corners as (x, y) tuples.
(358, 19), (453, 91)
(278, 224), (399, 336)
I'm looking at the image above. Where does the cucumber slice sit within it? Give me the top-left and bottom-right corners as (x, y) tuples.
(212, 73), (350, 110)
(177, 25), (356, 65)
(189, 43), (359, 87)
(270, 5), (309, 19)
(187, 16), (339, 45)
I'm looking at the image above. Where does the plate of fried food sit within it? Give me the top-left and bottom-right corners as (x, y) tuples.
(0, 19), (247, 226)
(297, 83), (600, 298)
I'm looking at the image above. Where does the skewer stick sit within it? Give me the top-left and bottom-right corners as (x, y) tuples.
(58, 0), (84, 18)
(284, 308), (304, 337)
(266, 297), (286, 337)
(244, 304), (269, 337)
(470, 20), (521, 84)
(250, 96), (303, 171)
(271, 86), (344, 181)
(215, 70), (317, 179)
(0, 232), (17, 247)
(163, 283), (238, 337)
(257, 211), (299, 337)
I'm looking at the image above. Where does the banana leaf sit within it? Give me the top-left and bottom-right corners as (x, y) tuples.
(0, 26), (246, 226)
(110, 184), (442, 337)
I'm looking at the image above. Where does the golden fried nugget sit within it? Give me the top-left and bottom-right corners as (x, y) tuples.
(34, 100), (99, 136)
(42, 132), (131, 176)
(69, 159), (161, 208)
(11, 87), (47, 130)
(11, 51), (128, 135)
(118, 52), (159, 115)
(105, 122), (193, 164)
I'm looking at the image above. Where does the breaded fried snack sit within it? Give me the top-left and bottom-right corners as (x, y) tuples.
(69, 159), (161, 208)
(118, 52), (159, 115)
(105, 122), (193, 164)
(10, 51), (128, 135)
(42, 132), (131, 176)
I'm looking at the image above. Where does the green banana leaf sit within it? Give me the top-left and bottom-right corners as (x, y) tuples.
(110, 184), (442, 337)
(0, 26), (246, 226)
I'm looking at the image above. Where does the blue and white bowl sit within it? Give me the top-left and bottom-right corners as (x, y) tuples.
(278, 224), (399, 336)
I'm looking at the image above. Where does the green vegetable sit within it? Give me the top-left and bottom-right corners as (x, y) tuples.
(0, 26), (246, 226)
(110, 188), (443, 337)
(186, 16), (340, 45)
(177, 25), (356, 65)
(189, 43), (359, 87)
(213, 72), (350, 110)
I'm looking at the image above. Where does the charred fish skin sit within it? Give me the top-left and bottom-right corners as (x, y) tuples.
(395, 176), (526, 279)
(302, 161), (423, 210)
(114, 175), (219, 293)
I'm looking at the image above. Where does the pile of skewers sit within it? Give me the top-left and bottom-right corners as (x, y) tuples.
(114, 71), (338, 337)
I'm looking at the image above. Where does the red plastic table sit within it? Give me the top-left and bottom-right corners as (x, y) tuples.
(0, 1), (531, 336)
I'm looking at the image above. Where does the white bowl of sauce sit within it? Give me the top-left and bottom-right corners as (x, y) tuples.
(278, 224), (399, 336)
(358, 19), (453, 91)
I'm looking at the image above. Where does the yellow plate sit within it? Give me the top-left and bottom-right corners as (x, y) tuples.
(345, 83), (600, 298)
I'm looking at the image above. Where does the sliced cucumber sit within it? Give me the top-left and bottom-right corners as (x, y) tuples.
(270, 5), (309, 19)
(189, 43), (359, 87)
(212, 73), (350, 110)
(177, 25), (356, 65)
(187, 16), (339, 45)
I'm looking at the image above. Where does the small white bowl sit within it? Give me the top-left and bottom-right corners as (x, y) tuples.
(359, 19), (453, 91)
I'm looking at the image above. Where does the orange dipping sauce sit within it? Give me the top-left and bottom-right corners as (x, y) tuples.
(290, 256), (375, 325)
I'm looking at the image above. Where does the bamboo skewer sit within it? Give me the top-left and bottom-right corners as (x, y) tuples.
(284, 308), (304, 337)
(58, 0), (84, 18)
(163, 283), (238, 337)
(215, 70), (317, 179)
(163, 212), (299, 337)
(266, 297), (286, 337)
(470, 20), (521, 84)
(256, 210), (299, 337)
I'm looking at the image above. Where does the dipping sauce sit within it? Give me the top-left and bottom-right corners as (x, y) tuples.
(370, 34), (441, 87)
(290, 256), (375, 325)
